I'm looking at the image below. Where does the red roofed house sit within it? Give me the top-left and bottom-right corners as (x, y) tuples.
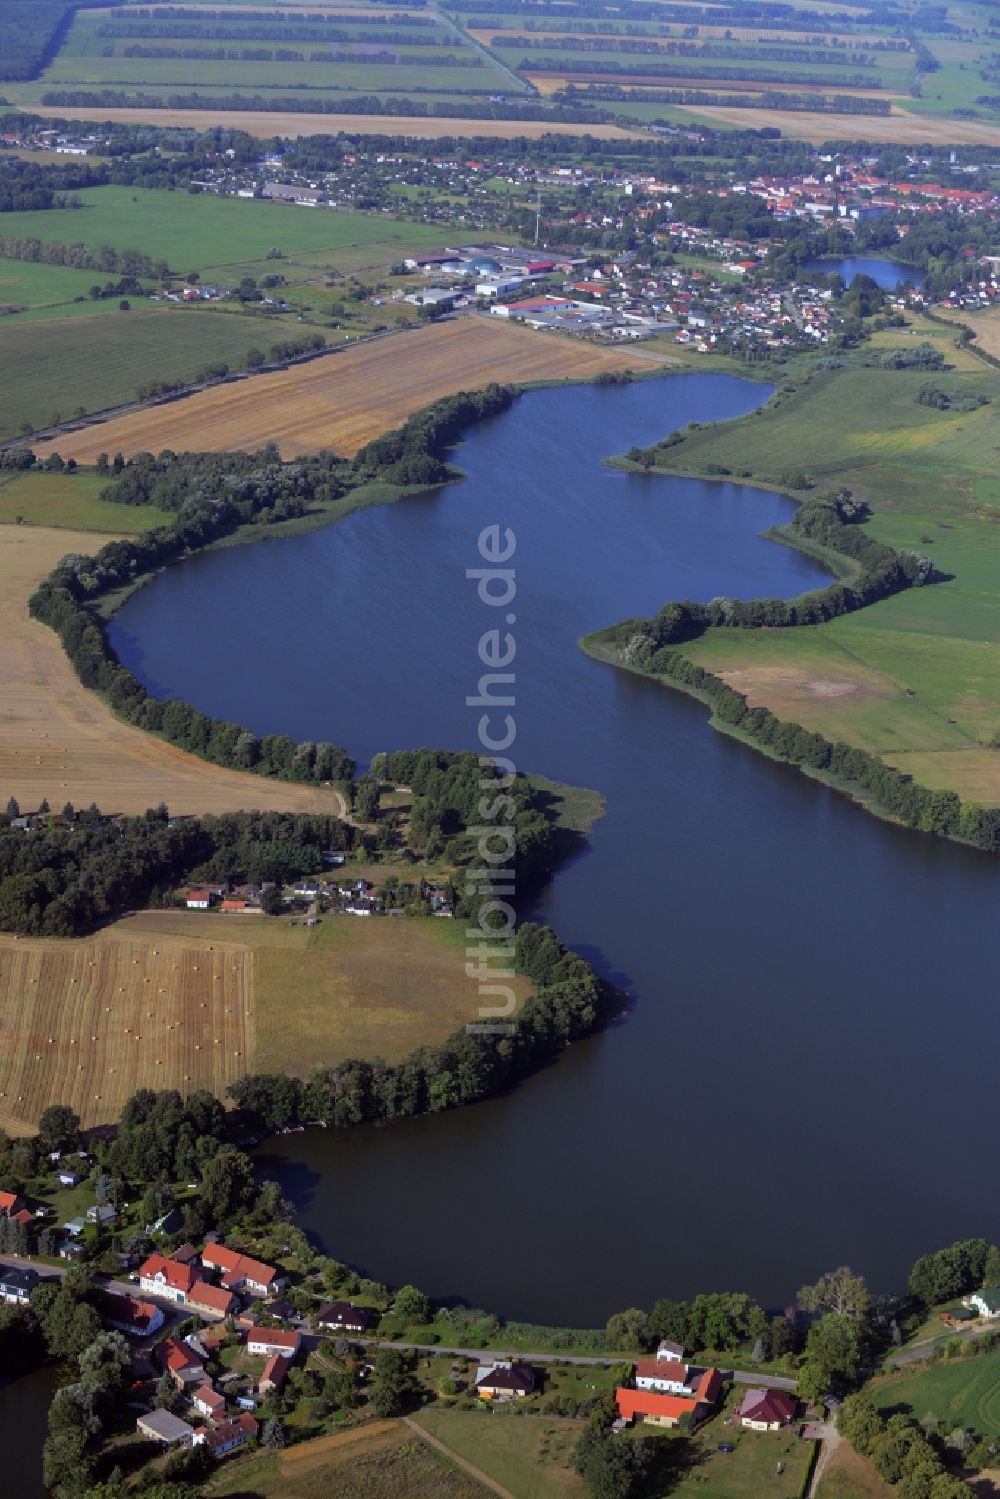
(192, 1383), (227, 1420)
(187, 1281), (237, 1320)
(156, 1336), (205, 1389)
(737, 1387), (798, 1430)
(138, 1254), (201, 1304)
(259, 1353), (290, 1394)
(201, 1243), (282, 1297)
(616, 1366), (722, 1429)
(0, 1189), (25, 1219)
(100, 1291), (165, 1338)
(195, 1412), (258, 1459)
(246, 1326), (301, 1359)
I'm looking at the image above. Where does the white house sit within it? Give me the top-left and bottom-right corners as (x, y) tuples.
(967, 1288), (1000, 1318)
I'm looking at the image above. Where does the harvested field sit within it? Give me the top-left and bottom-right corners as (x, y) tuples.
(0, 909), (530, 1133)
(524, 72), (901, 97)
(0, 924), (253, 1135)
(936, 305), (1000, 360)
(26, 104), (643, 140)
(32, 318), (674, 464)
(671, 102), (1000, 145)
(0, 527), (340, 816)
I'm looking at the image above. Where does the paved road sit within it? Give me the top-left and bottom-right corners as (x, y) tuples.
(361, 1337), (798, 1390)
(884, 1321), (994, 1368)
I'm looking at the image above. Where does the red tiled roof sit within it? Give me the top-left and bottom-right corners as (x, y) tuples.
(194, 1383), (226, 1412)
(200, 1412), (257, 1450)
(159, 1337), (202, 1374)
(139, 1254), (200, 1295)
(738, 1387), (797, 1424)
(101, 1291), (160, 1333)
(635, 1358), (689, 1383)
(201, 1243), (277, 1286)
(246, 1326), (299, 1350)
(0, 1189), (22, 1214)
(617, 1387), (697, 1422)
(260, 1354), (289, 1389)
(188, 1281), (236, 1316)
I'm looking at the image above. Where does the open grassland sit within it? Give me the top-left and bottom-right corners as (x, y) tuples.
(872, 1349), (1000, 1439)
(0, 924), (253, 1136)
(0, 471), (171, 532)
(25, 103), (644, 140)
(0, 907), (533, 1133)
(0, 305), (295, 441)
(0, 528), (337, 817)
(414, 1410), (583, 1499)
(212, 1421), (488, 1499)
(647, 355), (1000, 803)
(936, 305), (1000, 361)
(0, 186), (452, 277)
(815, 1443), (895, 1499)
(0, 258), (119, 311)
(32, 318), (673, 463)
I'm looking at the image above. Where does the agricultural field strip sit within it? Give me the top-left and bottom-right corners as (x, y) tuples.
(23, 104), (644, 140)
(31, 317), (676, 465)
(0, 927), (253, 1136)
(0, 527), (337, 817)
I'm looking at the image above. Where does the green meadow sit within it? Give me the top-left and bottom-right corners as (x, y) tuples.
(872, 1348), (1000, 1439)
(0, 258), (122, 310)
(0, 305), (293, 439)
(641, 349), (1000, 803)
(0, 470), (171, 532)
(0, 187), (454, 278)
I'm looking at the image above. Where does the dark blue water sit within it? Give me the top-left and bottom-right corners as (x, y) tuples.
(801, 254), (924, 289)
(110, 374), (1000, 1326)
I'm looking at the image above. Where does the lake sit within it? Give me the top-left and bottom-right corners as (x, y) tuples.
(110, 373), (1000, 1328)
(800, 254), (924, 289)
(1, 1365), (64, 1497)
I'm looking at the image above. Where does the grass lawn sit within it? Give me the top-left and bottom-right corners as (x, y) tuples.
(815, 1442), (895, 1499)
(0, 304), (294, 439)
(211, 1421), (488, 1498)
(0, 470), (170, 532)
(413, 1408), (585, 1499)
(871, 1347), (1000, 1439)
(0, 187), (456, 277)
(627, 1391), (816, 1499)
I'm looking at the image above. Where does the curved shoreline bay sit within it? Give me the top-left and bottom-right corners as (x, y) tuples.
(111, 375), (1000, 1324)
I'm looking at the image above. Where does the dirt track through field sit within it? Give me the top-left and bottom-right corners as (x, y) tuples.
(33, 318), (675, 464)
(27, 103), (643, 140)
(0, 527), (342, 815)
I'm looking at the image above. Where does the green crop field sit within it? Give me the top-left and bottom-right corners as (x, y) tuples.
(0, 470), (171, 532)
(872, 1348), (1000, 1438)
(31, 4), (521, 107)
(0, 258), (125, 311)
(0, 304), (295, 439)
(0, 186), (455, 278)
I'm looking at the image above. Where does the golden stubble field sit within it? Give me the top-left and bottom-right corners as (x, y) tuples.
(34, 318), (673, 464)
(0, 910), (532, 1133)
(0, 922), (252, 1135)
(672, 102), (1000, 145)
(27, 104), (643, 141)
(0, 527), (340, 816)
